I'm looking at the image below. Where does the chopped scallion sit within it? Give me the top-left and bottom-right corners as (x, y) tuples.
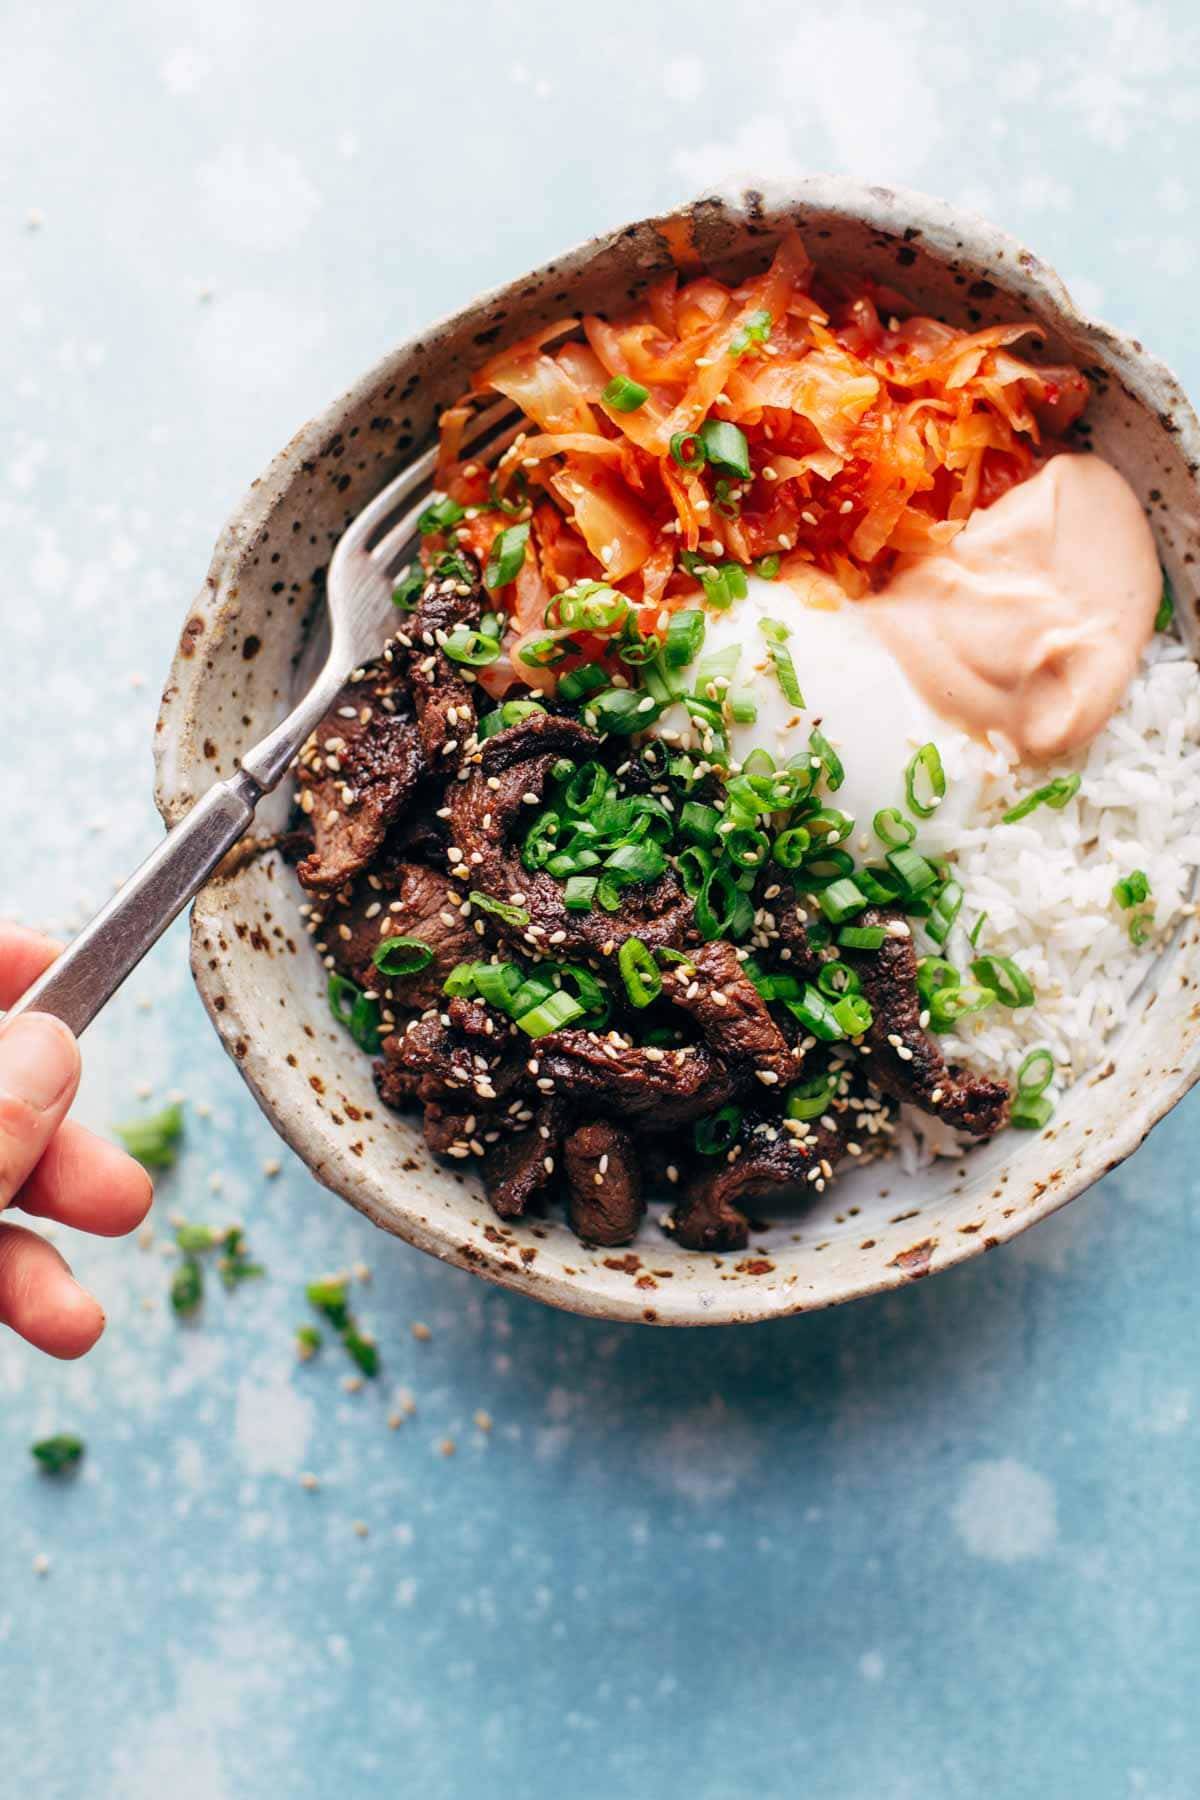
(602, 374), (649, 412)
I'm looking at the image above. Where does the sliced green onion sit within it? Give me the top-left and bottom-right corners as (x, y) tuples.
(665, 608), (706, 667)
(488, 468), (529, 517)
(604, 840), (667, 885)
(670, 430), (706, 469)
(798, 848), (855, 890)
(392, 564), (425, 610)
(838, 925), (886, 951)
(916, 957), (960, 1006)
(728, 689), (758, 723)
(584, 687), (662, 735)
(115, 1102), (185, 1170)
(1002, 773), (1081, 824)
(695, 863), (754, 941)
(472, 962), (523, 1010)
(697, 419), (751, 479)
(772, 826), (812, 869)
(873, 807), (915, 849)
(478, 699), (546, 739)
(442, 625), (501, 666)
(857, 864), (907, 906)
(327, 974), (382, 1054)
(32, 1434), (85, 1475)
(928, 981), (994, 1032)
(372, 937), (435, 977)
(816, 960), (861, 998)
(726, 825), (770, 869)
(519, 636), (568, 668)
(677, 844), (714, 897)
(694, 1104), (742, 1156)
(729, 308), (773, 356)
(469, 891), (531, 928)
(515, 990), (585, 1038)
(808, 728), (844, 792)
(971, 953), (1035, 1008)
(558, 662), (608, 703)
(553, 579), (630, 633)
(1016, 1047), (1055, 1096)
(442, 962), (478, 997)
(968, 912), (988, 950)
(564, 875), (598, 912)
(1011, 1092), (1054, 1129)
(818, 877), (867, 924)
(618, 937), (661, 1009)
(833, 993), (873, 1036)
(787, 985), (844, 1042)
(1155, 574), (1175, 634)
(679, 800), (720, 845)
(507, 972), (558, 1018)
(417, 494), (466, 536)
(886, 846), (938, 895)
(925, 879), (964, 946)
(552, 964), (610, 1030)
(785, 1074), (835, 1121)
(484, 521), (530, 590)
(1113, 869), (1151, 909)
(1129, 912), (1154, 946)
(602, 374), (649, 412)
(905, 743), (945, 818)
(759, 619), (804, 707)
(754, 553), (781, 580)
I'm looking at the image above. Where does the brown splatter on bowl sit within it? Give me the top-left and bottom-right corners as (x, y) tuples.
(154, 177), (1200, 1325)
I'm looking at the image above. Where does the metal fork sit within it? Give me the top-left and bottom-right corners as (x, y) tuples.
(9, 401), (522, 1036)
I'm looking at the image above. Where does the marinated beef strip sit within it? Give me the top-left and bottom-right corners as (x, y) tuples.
(755, 881), (824, 981)
(564, 1120), (643, 1245)
(393, 555), (484, 771)
(484, 1100), (569, 1220)
(672, 1113), (848, 1252)
(295, 663), (425, 894)
(662, 941), (802, 1091)
(845, 907), (1010, 1136)
(534, 1032), (735, 1125)
(448, 711), (695, 958)
(318, 861), (475, 1013)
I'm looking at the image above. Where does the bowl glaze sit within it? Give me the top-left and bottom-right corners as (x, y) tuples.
(154, 177), (1200, 1325)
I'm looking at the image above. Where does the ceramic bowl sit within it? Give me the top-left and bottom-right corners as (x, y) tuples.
(154, 176), (1200, 1325)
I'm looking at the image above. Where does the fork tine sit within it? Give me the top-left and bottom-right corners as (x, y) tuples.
(369, 418), (529, 578)
(343, 400), (520, 555)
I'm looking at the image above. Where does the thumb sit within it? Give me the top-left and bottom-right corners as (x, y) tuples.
(0, 1014), (81, 1212)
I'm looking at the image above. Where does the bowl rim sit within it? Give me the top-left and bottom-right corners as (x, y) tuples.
(154, 174), (1200, 1324)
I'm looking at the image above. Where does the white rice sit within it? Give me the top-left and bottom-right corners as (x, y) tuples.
(897, 634), (1200, 1165)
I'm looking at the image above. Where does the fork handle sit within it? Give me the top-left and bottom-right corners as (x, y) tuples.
(7, 770), (262, 1038)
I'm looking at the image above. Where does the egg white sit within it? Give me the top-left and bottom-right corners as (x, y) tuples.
(650, 569), (982, 848)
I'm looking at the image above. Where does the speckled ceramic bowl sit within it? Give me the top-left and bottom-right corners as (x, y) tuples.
(154, 176), (1200, 1325)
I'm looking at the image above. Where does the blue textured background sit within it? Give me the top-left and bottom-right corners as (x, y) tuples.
(3, 3), (1199, 1794)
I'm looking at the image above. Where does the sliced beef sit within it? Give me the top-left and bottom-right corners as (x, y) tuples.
(564, 1120), (644, 1246)
(756, 881), (824, 982)
(662, 941), (802, 1091)
(318, 862), (474, 1013)
(374, 1054), (421, 1112)
(535, 1033), (737, 1125)
(483, 1100), (567, 1220)
(381, 1006), (526, 1109)
(295, 662), (425, 894)
(448, 711), (695, 958)
(393, 555), (484, 770)
(844, 907), (1010, 1137)
(672, 1113), (847, 1252)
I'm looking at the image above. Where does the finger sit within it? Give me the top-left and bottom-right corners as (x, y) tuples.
(0, 1013), (81, 1212)
(13, 1120), (154, 1237)
(0, 923), (60, 1009)
(0, 1221), (105, 1358)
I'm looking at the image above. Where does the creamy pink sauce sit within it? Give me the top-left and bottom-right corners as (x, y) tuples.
(868, 455), (1162, 761)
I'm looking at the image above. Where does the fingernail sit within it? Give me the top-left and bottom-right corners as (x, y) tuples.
(0, 1013), (78, 1111)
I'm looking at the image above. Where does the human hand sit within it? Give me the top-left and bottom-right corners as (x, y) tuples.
(0, 922), (152, 1357)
